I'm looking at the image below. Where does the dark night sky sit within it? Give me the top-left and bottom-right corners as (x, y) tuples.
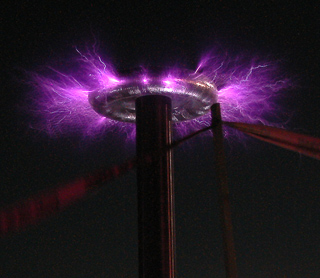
(1, 1), (320, 277)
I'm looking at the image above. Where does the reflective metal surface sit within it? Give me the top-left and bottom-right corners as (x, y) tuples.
(89, 75), (217, 122)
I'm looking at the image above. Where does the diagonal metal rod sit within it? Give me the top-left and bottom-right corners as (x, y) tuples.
(211, 103), (238, 278)
(223, 121), (320, 160)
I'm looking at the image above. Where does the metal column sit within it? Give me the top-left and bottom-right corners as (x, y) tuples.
(211, 103), (238, 278)
(136, 95), (175, 278)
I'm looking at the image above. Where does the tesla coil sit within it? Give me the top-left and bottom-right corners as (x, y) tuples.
(4, 47), (320, 278)
(88, 68), (218, 277)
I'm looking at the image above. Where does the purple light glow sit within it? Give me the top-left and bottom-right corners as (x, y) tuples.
(27, 47), (292, 141)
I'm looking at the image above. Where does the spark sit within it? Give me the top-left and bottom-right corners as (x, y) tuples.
(26, 47), (293, 141)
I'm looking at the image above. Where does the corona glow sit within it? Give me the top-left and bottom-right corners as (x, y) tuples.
(27, 47), (292, 139)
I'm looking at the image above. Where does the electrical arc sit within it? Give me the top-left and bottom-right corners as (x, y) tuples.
(28, 48), (292, 139)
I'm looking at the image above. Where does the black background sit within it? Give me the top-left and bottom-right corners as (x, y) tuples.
(1, 1), (320, 277)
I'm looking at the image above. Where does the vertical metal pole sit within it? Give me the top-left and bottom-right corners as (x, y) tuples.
(136, 95), (175, 278)
(211, 103), (238, 278)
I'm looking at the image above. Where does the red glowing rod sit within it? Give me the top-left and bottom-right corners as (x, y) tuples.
(0, 159), (136, 237)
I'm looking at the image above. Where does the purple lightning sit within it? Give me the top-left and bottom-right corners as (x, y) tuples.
(26, 47), (292, 140)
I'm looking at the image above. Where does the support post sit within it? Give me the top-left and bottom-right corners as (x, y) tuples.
(136, 95), (175, 278)
(211, 103), (238, 278)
